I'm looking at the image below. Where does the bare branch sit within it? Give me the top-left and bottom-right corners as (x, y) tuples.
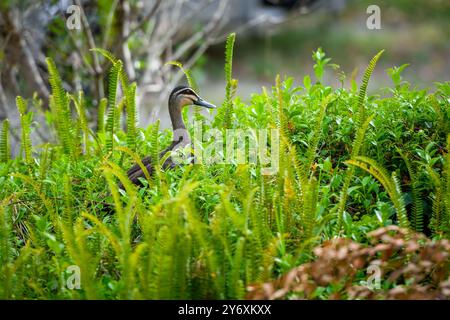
(74, 0), (101, 73)
(74, 0), (104, 100)
(101, 0), (120, 49)
(124, 0), (162, 42)
(119, 0), (136, 81)
(168, 40), (211, 92)
(2, 9), (50, 99)
(0, 74), (9, 120)
(168, 0), (230, 62)
(67, 29), (96, 75)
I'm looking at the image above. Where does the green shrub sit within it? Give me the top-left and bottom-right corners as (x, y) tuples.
(0, 38), (448, 299)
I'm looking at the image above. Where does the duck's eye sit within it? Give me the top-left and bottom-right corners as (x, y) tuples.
(183, 89), (194, 95)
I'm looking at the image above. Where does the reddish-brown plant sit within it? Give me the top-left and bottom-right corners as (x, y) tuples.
(246, 226), (450, 300)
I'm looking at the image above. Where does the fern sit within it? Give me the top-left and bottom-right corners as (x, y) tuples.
(444, 135), (450, 235)
(148, 120), (161, 188)
(46, 58), (75, 157)
(230, 237), (245, 298)
(0, 199), (12, 298)
(334, 52), (384, 232)
(275, 75), (288, 137)
(0, 202), (13, 249)
(302, 177), (318, 241)
(115, 98), (125, 133)
(0, 119), (10, 162)
(90, 48), (119, 65)
(38, 144), (52, 189)
(346, 156), (410, 231)
(16, 96), (33, 164)
(165, 61), (198, 91)
(97, 97), (107, 134)
(72, 91), (89, 155)
(222, 33), (236, 129)
(101, 163), (141, 298)
(149, 120), (160, 166)
(274, 75), (288, 234)
(335, 114), (375, 232)
(355, 50), (384, 126)
(428, 134), (450, 236)
(117, 146), (152, 183)
(60, 216), (100, 299)
(125, 83), (138, 151)
(305, 94), (334, 175)
(398, 150), (423, 232)
(91, 48), (130, 89)
(62, 174), (74, 226)
(12, 173), (57, 227)
(105, 60), (123, 154)
(427, 166), (443, 235)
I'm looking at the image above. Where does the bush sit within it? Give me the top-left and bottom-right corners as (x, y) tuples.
(0, 38), (449, 299)
(247, 226), (450, 300)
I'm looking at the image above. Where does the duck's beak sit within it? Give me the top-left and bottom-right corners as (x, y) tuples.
(194, 97), (216, 109)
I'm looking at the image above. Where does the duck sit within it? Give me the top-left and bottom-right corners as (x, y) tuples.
(126, 85), (216, 186)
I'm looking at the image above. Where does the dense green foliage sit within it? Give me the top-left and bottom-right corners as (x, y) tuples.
(0, 40), (449, 299)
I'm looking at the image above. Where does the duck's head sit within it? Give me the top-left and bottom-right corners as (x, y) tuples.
(169, 85), (216, 110)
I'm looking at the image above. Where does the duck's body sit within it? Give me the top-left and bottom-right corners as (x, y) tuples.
(126, 86), (215, 186)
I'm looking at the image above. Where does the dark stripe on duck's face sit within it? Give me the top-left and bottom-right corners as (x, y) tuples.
(175, 88), (198, 98)
(177, 89), (216, 109)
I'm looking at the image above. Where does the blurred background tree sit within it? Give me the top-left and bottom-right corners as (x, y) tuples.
(0, 0), (332, 148)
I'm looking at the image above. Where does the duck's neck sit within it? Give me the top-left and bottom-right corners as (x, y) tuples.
(169, 101), (186, 131)
(169, 101), (190, 146)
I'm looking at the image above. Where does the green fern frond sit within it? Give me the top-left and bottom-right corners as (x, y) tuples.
(222, 33), (236, 129)
(148, 120), (161, 188)
(224, 33), (236, 87)
(16, 96), (33, 164)
(165, 61), (198, 91)
(81, 212), (121, 256)
(72, 91), (89, 155)
(0, 119), (10, 162)
(149, 120), (160, 166)
(125, 82), (138, 151)
(302, 177), (318, 241)
(335, 114), (375, 232)
(398, 150), (423, 232)
(115, 98), (125, 133)
(38, 144), (52, 183)
(97, 97), (107, 134)
(90, 48), (119, 65)
(59, 216), (99, 299)
(391, 172), (410, 231)
(444, 135), (450, 235)
(91, 48), (130, 89)
(346, 156), (410, 231)
(305, 94), (334, 174)
(117, 146), (152, 183)
(230, 237), (245, 298)
(427, 166), (443, 235)
(12, 173), (57, 224)
(425, 135), (449, 237)
(351, 114), (375, 159)
(0, 199), (13, 298)
(283, 134), (308, 192)
(356, 50), (384, 125)
(105, 60), (123, 154)
(328, 49), (381, 224)
(62, 174), (74, 225)
(275, 75), (288, 136)
(46, 58), (75, 156)
(47, 59), (78, 157)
